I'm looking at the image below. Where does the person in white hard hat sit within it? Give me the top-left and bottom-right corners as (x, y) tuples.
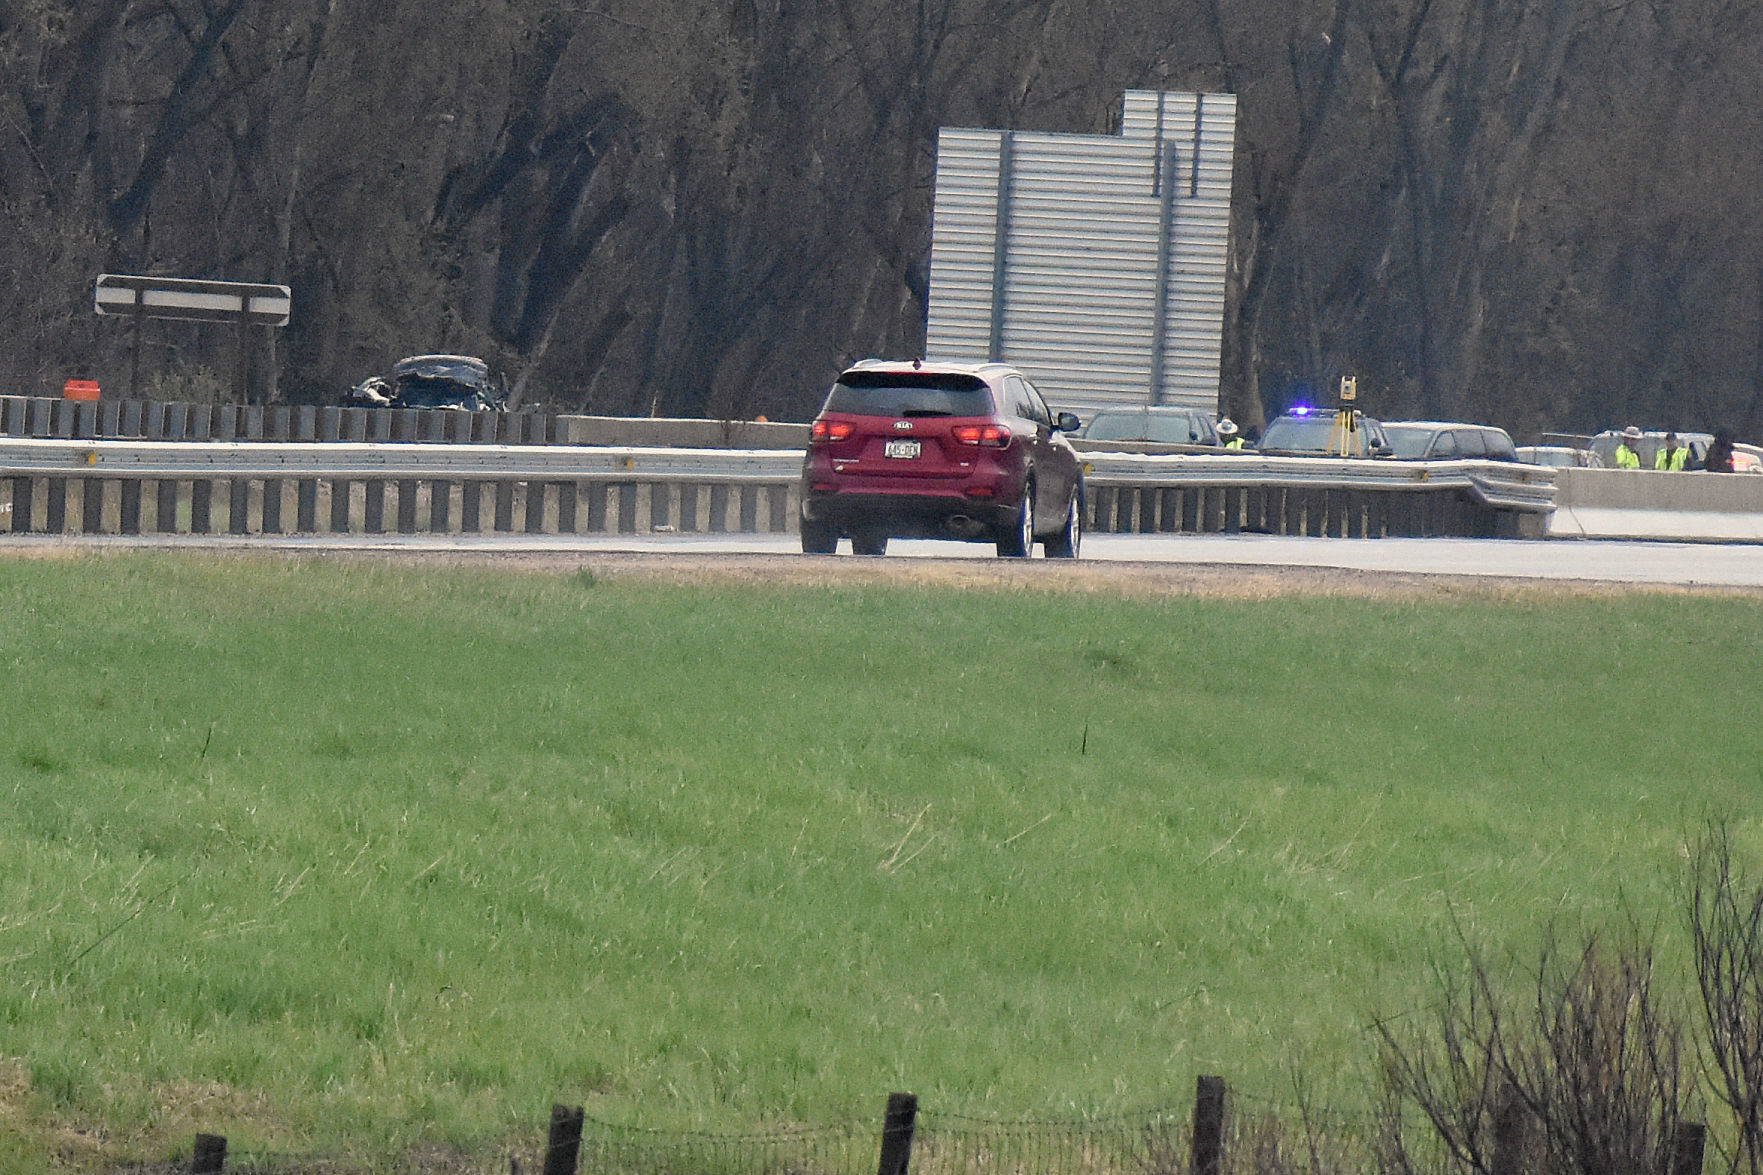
(1615, 425), (1643, 469)
(1217, 418), (1245, 450)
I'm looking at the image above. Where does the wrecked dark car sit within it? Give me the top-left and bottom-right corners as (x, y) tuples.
(344, 354), (507, 411)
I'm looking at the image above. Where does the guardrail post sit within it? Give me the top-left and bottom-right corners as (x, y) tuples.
(524, 480), (547, 533)
(495, 482), (516, 531)
(557, 482), (578, 534)
(191, 1131), (227, 1173)
(707, 484), (729, 533)
(1190, 1075), (1225, 1175)
(229, 478), (250, 534)
(587, 483), (608, 532)
(364, 480), (386, 533)
(771, 484), (792, 533)
(461, 481), (483, 532)
(190, 479), (212, 533)
(294, 480), (316, 532)
(11, 477), (32, 532)
(46, 477), (67, 533)
(542, 1103), (585, 1175)
(263, 478), (284, 534)
(876, 1092), (918, 1175)
(120, 479), (143, 534)
(616, 483), (637, 533)
(82, 477), (105, 534)
(431, 480), (454, 533)
(154, 480), (177, 532)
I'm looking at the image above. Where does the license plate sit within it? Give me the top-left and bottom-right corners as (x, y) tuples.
(883, 439), (922, 459)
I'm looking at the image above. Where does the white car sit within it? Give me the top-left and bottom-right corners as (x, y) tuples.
(1517, 445), (1603, 469)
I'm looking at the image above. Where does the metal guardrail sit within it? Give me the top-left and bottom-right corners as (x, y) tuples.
(1079, 451), (1557, 511)
(0, 438), (801, 481)
(0, 437), (1553, 540)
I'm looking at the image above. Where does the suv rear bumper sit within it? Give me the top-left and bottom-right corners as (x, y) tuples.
(801, 490), (1016, 541)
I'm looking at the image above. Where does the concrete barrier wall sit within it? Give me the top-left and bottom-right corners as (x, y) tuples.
(1556, 467), (1763, 512)
(1549, 467), (1763, 541)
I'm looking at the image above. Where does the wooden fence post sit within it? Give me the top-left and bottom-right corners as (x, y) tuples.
(1190, 1075), (1225, 1175)
(877, 1091), (919, 1175)
(542, 1103), (585, 1175)
(1669, 1123), (1706, 1175)
(190, 1132), (227, 1173)
(1490, 1084), (1531, 1175)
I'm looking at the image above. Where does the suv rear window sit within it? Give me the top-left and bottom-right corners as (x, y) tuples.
(825, 372), (994, 418)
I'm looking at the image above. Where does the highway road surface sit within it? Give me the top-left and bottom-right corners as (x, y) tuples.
(6, 531), (1763, 589)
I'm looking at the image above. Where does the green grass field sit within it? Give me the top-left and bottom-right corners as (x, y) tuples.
(2, 553), (1760, 1171)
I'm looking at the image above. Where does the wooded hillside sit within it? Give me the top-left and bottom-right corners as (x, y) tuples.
(3, 0), (1760, 438)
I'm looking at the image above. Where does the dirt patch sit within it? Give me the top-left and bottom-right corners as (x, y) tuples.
(253, 549), (1760, 600)
(9, 538), (1763, 598)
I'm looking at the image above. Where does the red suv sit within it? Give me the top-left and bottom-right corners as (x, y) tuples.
(800, 360), (1085, 557)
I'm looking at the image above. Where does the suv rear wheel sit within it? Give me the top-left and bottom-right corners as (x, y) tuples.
(996, 478), (1034, 557)
(1044, 490), (1082, 559)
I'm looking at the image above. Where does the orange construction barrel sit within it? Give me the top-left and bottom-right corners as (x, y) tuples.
(63, 379), (101, 401)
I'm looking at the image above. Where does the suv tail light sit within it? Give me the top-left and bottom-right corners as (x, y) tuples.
(811, 419), (855, 443)
(951, 424), (1012, 448)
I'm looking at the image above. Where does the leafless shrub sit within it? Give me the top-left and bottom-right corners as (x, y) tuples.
(1376, 927), (1688, 1175)
(1692, 823), (1763, 1175)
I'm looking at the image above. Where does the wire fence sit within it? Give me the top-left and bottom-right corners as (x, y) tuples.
(101, 1076), (1698, 1175)
(913, 1107), (1194, 1175)
(574, 1115), (877, 1175)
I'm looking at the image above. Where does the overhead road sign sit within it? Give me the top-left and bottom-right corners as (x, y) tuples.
(95, 274), (292, 327)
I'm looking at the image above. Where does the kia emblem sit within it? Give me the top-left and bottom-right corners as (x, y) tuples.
(894, 420), (914, 431)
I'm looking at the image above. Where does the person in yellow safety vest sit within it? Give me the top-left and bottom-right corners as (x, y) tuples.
(1615, 425), (1644, 469)
(1655, 431), (1690, 471)
(1217, 418), (1246, 450)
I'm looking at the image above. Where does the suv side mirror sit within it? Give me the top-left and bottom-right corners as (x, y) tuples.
(1054, 411), (1082, 433)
